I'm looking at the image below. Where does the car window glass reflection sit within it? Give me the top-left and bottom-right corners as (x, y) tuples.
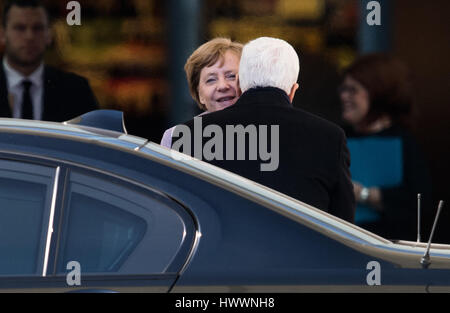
(57, 171), (187, 275)
(0, 160), (55, 276)
(59, 192), (147, 273)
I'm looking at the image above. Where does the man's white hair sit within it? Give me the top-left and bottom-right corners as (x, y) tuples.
(239, 37), (300, 95)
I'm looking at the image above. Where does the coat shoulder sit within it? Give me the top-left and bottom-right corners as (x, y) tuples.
(290, 106), (346, 139)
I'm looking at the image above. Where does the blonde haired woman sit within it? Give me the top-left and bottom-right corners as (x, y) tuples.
(161, 38), (243, 148)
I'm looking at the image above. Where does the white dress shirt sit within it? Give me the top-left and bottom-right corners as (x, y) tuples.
(3, 57), (44, 120)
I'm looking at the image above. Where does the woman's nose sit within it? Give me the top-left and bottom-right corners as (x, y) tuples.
(339, 88), (352, 101)
(217, 77), (230, 91)
(340, 91), (349, 101)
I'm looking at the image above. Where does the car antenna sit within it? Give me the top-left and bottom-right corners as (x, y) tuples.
(417, 193), (421, 243)
(420, 200), (444, 269)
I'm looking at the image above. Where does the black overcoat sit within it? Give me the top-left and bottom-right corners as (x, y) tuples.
(173, 87), (355, 222)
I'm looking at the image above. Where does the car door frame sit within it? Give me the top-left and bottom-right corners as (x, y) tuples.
(0, 151), (197, 292)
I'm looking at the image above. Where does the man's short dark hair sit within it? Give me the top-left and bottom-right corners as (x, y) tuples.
(2, 0), (49, 27)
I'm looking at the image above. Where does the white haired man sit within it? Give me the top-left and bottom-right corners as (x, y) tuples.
(171, 37), (355, 222)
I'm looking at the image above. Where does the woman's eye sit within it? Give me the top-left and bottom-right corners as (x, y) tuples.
(226, 74), (236, 80)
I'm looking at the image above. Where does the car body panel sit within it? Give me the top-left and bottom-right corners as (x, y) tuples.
(0, 115), (449, 292)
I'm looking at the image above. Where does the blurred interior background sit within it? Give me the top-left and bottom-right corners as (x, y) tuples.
(0, 0), (449, 242)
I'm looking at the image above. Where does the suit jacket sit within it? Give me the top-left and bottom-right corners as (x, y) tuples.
(173, 87), (355, 222)
(0, 64), (98, 122)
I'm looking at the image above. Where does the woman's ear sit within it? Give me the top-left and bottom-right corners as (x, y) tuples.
(198, 94), (206, 107)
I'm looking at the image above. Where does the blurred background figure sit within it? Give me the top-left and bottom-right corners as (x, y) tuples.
(0, 0), (98, 121)
(339, 53), (432, 240)
(160, 37), (242, 148)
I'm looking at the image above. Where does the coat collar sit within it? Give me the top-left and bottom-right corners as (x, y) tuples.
(235, 87), (293, 108)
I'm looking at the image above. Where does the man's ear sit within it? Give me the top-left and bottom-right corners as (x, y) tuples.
(288, 83), (299, 103)
(236, 73), (242, 97)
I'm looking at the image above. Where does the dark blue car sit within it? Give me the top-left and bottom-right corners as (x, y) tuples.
(0, 111), (449, 292)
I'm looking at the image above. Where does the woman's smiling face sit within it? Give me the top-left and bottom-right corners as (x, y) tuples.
(197, 50), (241, 112)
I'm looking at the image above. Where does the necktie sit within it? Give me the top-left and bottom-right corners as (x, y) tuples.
(21, 80), (33, 119)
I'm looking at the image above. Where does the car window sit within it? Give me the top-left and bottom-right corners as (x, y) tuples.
(0, 160), (55, 276)
(56, 170), (188, 275)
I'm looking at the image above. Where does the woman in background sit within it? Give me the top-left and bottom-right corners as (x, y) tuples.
(161, 38), (243, 147)
(339, 53), (432, 240)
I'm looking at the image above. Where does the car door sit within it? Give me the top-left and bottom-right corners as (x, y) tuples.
(0, 159), (55, 280)
(0, 155), (196, 292)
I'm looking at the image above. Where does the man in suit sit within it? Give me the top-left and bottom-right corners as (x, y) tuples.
(0, 0), (98, 121)
(172, 37), (355, 222)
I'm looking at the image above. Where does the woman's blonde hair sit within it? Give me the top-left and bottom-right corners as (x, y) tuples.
(184, 38), (243, 110)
